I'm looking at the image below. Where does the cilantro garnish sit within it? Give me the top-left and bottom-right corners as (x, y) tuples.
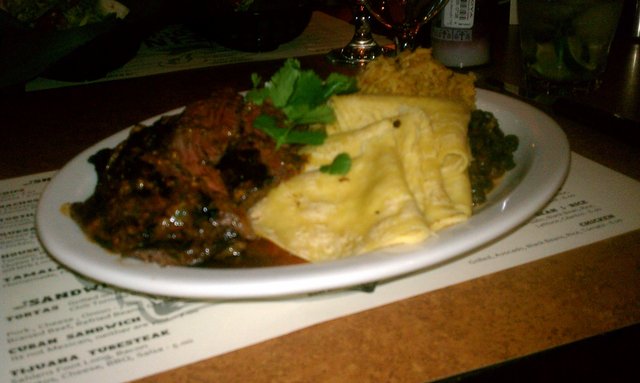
(253, 115), (327, 147)
(246, 59), (357, 147)
(320, 153), (352, 175)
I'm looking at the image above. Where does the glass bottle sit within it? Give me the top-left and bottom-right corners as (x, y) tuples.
(430, 0), (491, 68)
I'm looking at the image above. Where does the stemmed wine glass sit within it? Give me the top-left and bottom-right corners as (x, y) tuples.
(363, 0), (450, 54)
(327, 0), (388, 65)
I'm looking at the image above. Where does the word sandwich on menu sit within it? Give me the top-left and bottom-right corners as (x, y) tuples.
(2, 153), (640, 383)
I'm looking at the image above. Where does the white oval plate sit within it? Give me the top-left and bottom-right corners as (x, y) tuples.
(36, 89), (570, 299)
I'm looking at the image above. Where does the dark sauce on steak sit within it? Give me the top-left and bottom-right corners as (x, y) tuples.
(70, 89), (308, 267)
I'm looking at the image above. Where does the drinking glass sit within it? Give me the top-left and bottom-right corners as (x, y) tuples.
(518, 0), (624, 96)
(362, 0), (450, 53)
(328, 0), (388, 64)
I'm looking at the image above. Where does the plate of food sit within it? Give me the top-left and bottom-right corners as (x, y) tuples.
(36, 50), (570, 299)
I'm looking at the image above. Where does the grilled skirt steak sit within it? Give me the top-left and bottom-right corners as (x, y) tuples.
(70, 89), (306, 267)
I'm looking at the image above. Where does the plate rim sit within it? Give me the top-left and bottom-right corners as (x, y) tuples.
(36, 89), (570, 299)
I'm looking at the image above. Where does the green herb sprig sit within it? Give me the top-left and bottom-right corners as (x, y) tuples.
(319, 152), (352, 175)
(245, 59), (357, 148)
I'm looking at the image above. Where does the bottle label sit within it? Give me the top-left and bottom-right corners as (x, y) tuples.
(442, 0), (476, 29)
(431, 27), (473, 42)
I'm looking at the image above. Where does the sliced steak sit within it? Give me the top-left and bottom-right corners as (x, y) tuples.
(70, 89), (305, 267)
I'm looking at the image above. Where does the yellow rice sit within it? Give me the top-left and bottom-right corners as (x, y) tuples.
(356, 48), (477, 109)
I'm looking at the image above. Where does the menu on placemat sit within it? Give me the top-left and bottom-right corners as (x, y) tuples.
(2, 153), (640, 383)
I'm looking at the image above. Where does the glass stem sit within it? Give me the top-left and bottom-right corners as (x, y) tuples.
(394, 27), (414, 53)
(348, 0), (382, 52)
(328, 0), (385, 64)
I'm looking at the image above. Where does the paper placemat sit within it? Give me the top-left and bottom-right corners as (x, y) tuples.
(26, 11), (386, 92)
(2, 152), (640, 383)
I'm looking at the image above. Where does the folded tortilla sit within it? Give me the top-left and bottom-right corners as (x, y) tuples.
(249, 95), (472, 262)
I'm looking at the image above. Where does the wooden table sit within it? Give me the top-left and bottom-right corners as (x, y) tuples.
(1, 18), (639, 383)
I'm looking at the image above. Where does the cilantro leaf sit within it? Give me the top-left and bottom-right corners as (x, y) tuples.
(253, 114), (328, 147)
(288, 70), (326, 108)
(285, 130), (328, 146)
(284, 104), (336, 125)
(251, 73), (262, 88)
(320, 153), (352, 175)
(252, 114), (288, 147)
(322, 72), (358, 99)
(246, 59), (358, 148)
(266, 59), (300, 107)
